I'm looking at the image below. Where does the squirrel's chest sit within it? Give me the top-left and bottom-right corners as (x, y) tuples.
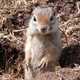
(31, 37), (45, 58)
(31, 37), (53, 59)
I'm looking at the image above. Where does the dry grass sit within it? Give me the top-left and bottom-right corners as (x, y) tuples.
(0, 0), (80, 80)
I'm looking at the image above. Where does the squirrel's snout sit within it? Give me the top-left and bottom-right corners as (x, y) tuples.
(39, 26), (52, 33)
(41, 27), (47, 33)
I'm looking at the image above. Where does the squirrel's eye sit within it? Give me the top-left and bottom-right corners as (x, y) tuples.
(50, 16), (53, 21)
(33, 16), (36, 21)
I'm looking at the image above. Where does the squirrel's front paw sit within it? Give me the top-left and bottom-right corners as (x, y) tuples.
(25, 52), (32, 70)
(38, 57), (49, 69)
(25, 58), (31, 70)
(26, 62), (31, 70)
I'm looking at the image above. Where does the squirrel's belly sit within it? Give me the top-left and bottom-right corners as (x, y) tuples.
(31, 41), (44, 68)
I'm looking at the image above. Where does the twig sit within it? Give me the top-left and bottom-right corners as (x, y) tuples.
(58, 27), (69, 46)
(13, 29), (26, 33)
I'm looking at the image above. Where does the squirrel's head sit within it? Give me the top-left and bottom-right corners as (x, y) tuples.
(29, 5), (58, 35)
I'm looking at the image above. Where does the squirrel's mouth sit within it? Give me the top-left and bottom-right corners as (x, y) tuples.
(30, 28), (53, 36)
(38, 30), (53, 35)
(31, 30), (52, 36)
(37, 27), (53, 35)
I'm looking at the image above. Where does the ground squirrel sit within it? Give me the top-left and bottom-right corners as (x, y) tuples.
(24, 5), (62, 80)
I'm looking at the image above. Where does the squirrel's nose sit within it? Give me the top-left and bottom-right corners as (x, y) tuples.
(41, 28), (47, 33)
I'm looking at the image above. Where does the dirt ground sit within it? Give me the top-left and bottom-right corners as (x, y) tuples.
(0, 0), (80, 80)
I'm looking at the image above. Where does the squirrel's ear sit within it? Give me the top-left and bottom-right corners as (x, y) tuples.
(52, 7), (57, 16)
(30, 7), (35, 16)
(48, 3), (57, 16)
(53, 11), (56, 16)
(32, 3), (39, 10)
(31, 5), (39, 15)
